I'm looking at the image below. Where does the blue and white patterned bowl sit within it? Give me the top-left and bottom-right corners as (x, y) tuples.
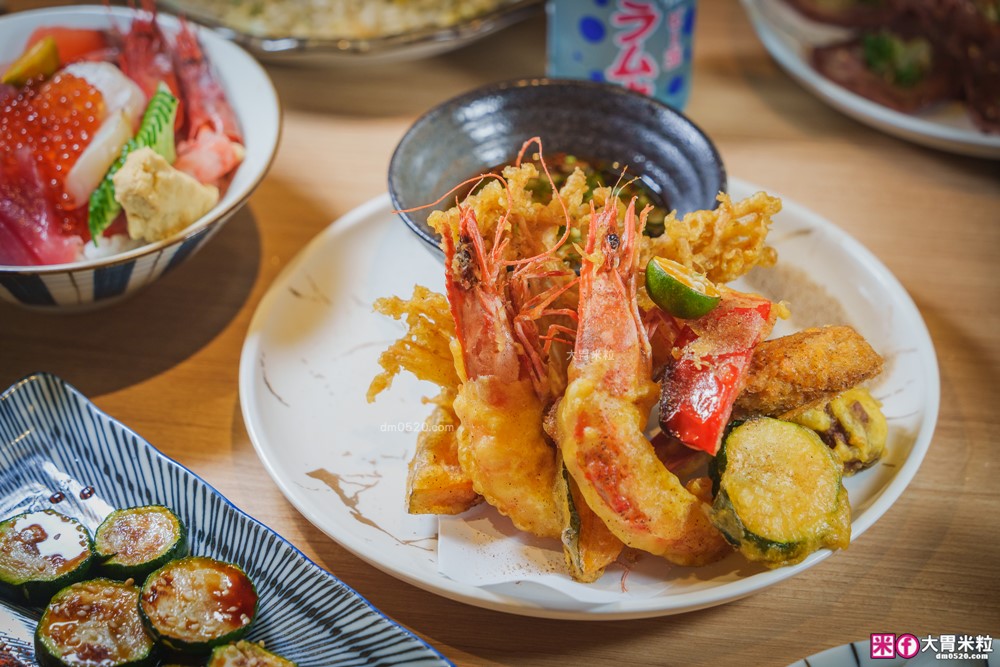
(0, 373), (451, 667)
(0, 7), (280, 312)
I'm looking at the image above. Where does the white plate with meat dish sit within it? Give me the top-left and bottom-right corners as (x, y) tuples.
(159, 0), (542, 65)
(238, 177), (939, 620)
(741, 0), (1000, 159)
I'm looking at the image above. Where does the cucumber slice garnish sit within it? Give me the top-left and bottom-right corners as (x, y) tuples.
(140, 556), (258, 654)
(35, 578), (155, 667)
(88, 82), (179, 241)
(0, 510), (94, 606)
(94, 505), (187, 582)
(645, 257), (721, 319)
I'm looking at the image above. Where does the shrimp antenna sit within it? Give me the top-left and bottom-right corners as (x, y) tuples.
(529, 137), (574, 254)
(609, 166), (643, 205)
(604, 166), (649, 257)
(393, 173), (504, 216)
(504, 137), (575, 268)
(394, 172), (514, 263)
(492, 172), (515, 261)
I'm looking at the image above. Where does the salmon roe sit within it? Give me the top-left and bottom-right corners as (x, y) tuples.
(0, 72), (104, 235)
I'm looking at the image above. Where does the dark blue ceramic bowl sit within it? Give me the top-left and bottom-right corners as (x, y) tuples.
(388, 78), (726, 255)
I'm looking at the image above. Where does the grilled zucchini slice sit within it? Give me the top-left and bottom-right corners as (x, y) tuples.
(0, 510), (94, 605)
(94, 506), (187, 581)
(140, 557), (258, 653)
(35, 578), (155, 667)
(208, 641), (297, 667)
(709, 418), (851, 567)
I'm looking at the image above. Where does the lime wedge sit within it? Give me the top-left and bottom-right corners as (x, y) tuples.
(2, 36), (60, 86)
(645, 257), (721, 319)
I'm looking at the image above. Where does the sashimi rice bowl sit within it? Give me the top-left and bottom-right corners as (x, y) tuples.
(0, 5), (279, 310)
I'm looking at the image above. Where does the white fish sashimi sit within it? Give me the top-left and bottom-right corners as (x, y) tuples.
(62, 63), (147, 208)
(64, 110), (131, 208)
(63, 61), (146, 127)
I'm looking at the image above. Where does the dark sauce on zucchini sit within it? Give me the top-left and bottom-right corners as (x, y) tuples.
(99, 509), (174, 563)
(142, 557), (257, 643)
(38, 580), (152, 666)
(0, 510), (90, 576)
(213, 566), (258, 624)
(472, 153), (672, 237)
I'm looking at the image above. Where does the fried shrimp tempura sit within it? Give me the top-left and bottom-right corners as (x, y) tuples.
(368, 140), (892, 580)
(734, 325), (884, 418)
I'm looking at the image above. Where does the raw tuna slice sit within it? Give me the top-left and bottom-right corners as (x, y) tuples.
(0, 148), (83, 266)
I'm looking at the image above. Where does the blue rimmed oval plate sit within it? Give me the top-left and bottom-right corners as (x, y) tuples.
(0, 372), (451, 667)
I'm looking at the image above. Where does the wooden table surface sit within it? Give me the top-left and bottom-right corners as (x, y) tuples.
(3, 1), (999, 665)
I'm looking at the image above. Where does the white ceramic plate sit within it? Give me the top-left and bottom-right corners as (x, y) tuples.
(159, 0), (541, 65)
(239, 179), (939, 620)
(741, 0), (1000, 159)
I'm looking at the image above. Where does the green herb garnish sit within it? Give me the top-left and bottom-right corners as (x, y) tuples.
(863, 31), (932, 88)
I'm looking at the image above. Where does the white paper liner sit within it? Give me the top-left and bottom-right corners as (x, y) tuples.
(437, 503), (679, 605)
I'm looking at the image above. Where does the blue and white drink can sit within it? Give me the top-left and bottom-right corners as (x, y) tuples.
(546, 0), (698, 110)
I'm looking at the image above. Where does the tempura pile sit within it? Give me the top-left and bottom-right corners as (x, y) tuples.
(367, 153), (886, 581)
